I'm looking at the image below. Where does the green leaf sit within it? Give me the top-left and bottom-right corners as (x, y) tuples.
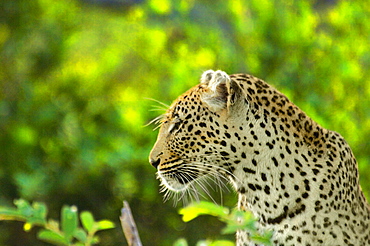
(179, 201), (229, 222)
(249, 231), (273, 246)
(179, 202), (272, 245)
(221, 224), (241, 235)
(173, 238), (188, 246)
(223, 210), (260, 235)
(80, 211), (95, 232)
(91, 236), (100, 244)
(194, 240), (235, 246)
(221, 210), (256, 234)
(32, 202), (47, 222)
(208, 240), (235, 246)
(73, 228), (87, 243)
(46, 219), (61, 232)
(0, 200), (47, 231)
(14, 199), (33, 217)
(38, 229), (69, 246)
(0, 207), (26, 221)
(96, 220), (115, 230)
(61, 205), (78, 242)
(26, 202), (48, 228)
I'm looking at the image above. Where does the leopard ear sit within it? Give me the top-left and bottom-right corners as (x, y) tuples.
(200, 70), (239, 111)
(200, 70), (216, 85)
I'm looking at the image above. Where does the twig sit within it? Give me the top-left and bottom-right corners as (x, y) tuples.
(120, 201), (143, 246)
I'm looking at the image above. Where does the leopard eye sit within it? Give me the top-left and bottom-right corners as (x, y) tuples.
(168, 117), (182, 133)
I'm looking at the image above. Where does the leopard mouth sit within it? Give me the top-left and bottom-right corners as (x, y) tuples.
(157, 161), (199, 192)
(158, 169), (199, 192)
(158, 172), (195, 192)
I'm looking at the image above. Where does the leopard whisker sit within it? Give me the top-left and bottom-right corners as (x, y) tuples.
(178, 162), (232, 204)
(180, 163), (230, 191)
(145, 114), (165, 130)
(145, 97), (170, 110)
(157, 154), (238, 206)
(182, 160), (239, 184)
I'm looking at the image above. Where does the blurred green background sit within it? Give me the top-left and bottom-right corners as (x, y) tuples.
(0, 0), (369, 245)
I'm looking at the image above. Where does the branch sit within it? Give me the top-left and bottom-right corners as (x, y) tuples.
(120, 201), (143, 246)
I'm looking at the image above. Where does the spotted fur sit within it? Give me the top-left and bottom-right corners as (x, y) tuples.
(149, 70), (370, 246)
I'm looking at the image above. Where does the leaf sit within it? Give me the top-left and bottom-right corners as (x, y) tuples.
(80, 211), (95, 232)
(194, 240), (235, 246)
(14, 199), (33, 217)
(208, 240), (235, 246)
(61, 205), (78, 242)
(173, 238), (188, 246)
(26, 202), (48, 229)
(0, 207), (26, 221)
(179, 201), (229, 222)
(221, 210), (256, 234)
(46, 219), (61, 232)
(0, 200), (46, 229)
(178, 202), (272, 245)
(91, 236), (99, 244)
(221, 224), (241, 234)
(38, 229), (69, 246)
(249, 231), (273, 246)
(73, 228), (87, 243)
(96, 220), (115, 230)
(32, 202), (48, 223)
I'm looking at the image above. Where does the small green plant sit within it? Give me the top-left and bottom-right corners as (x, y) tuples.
(177, 201), (273, 246)
(0, 199), (114, 246)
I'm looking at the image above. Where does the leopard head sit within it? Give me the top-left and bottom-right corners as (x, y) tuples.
(149, 70), (246, 202)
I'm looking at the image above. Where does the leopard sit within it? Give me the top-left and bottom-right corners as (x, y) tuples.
(149, 70), (370, 246)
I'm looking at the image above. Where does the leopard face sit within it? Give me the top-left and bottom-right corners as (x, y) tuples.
(149, 70), (370, 246)
(149, 71), (239, 196)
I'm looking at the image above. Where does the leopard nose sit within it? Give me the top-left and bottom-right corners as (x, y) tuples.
(150, 158), (161, 169)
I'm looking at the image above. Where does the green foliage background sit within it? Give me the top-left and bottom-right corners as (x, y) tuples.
(0, 0), (369, 245)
